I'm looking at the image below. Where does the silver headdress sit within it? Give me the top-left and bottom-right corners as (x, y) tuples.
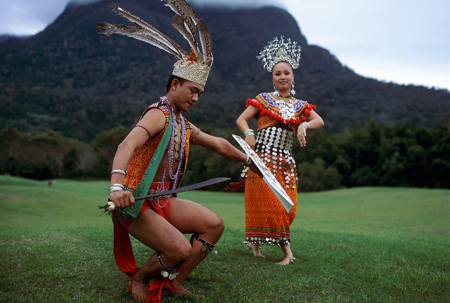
(97, 0), (213, 86)
(257, 36), (301, 72)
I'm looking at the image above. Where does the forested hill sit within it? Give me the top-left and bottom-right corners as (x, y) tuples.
(1, 0), (449, 142)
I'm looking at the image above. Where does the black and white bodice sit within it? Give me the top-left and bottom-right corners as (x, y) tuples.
(242, 125), (298, 189)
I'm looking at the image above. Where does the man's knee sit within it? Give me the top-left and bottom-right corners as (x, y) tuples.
(165, 240), (192, 266)
(209, 213), (225, 235)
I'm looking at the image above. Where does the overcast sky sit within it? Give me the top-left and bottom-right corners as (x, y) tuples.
(1, 0), (449, 91)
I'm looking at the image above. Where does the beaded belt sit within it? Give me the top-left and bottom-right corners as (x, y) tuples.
(148, 182), (169, 202)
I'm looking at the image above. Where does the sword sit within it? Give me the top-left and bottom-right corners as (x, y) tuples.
(107, 177), (230, 211)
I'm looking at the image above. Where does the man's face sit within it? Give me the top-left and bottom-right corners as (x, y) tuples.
(172, 80), (205, 113)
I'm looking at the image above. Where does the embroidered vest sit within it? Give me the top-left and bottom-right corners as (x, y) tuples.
(124, 101), (192, 191)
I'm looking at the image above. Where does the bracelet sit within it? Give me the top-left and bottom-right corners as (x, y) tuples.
(191, 128), (201, 141)
(109, 186), (124, 193)
(244, 129), (255, 137)
(243, 155), (252, 166)
(112, 183), (124, 189)
(111, 169), (127, 176)
(300, 122), (310, 130)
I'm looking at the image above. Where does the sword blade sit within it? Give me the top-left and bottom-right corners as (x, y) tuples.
(134, 177), (230, 201)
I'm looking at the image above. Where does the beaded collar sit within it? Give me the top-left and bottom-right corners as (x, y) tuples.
(271, 92), (296, 121)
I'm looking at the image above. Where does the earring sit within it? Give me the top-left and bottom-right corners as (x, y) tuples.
(273, 84), (279, 97)
(290, 82), (296, 96)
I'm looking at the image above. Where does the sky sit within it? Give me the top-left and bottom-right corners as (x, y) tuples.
(1, 0), (449, 91)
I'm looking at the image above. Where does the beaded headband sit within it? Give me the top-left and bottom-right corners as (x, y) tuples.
(257, 36), (301, 72)
(97, 0), (213, 86)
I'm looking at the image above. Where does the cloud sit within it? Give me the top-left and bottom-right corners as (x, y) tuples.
(0, 0), (69, 35)
(68, 0), (100, 4)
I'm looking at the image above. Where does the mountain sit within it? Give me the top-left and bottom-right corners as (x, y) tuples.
(1, 0), (449, 142)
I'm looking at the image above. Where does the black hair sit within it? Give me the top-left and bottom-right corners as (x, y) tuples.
(271, 61), (294, 76)
(166, 75), (188, 93)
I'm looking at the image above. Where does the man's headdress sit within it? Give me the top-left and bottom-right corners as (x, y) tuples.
(97, 0), (213, 86)
(257, 36), (301, 72)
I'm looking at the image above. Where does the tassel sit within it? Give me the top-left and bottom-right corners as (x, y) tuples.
(146, 278), (175, 303)
(225, 181), (246, 192)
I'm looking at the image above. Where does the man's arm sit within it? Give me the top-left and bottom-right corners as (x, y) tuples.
(190, 125), (263, 177)
(109, 109), (166, 209)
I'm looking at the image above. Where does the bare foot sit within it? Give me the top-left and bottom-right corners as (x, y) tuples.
(131, 277), (149, 302)
(276, 255), (295, 265)
(246, 243), (265, 258)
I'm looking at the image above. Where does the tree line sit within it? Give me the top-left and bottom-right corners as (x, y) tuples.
(1, 119), (449, 191)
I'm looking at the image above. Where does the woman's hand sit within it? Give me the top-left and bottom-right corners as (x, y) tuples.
(245, 135), (256, 150)
(297, 124), (307, 147)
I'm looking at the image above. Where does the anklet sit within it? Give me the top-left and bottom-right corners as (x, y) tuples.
(285, 254), (296, 263)
(157, 252), (179, 280)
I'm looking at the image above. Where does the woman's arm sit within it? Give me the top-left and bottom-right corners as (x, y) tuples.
(236, 105), (260, 149)
(297, 110), (324, 147)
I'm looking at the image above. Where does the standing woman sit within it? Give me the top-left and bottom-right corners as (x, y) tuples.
(236, 37), (324, 265)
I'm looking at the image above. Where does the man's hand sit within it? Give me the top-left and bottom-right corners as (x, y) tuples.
(109, 190), (135, 210)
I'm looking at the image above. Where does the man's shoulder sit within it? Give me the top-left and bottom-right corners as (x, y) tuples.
(149, 101), (171, 114)
(140, 101), (170, 119)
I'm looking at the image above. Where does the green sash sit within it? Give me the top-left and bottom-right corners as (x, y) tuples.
(121, 116), (173, 220)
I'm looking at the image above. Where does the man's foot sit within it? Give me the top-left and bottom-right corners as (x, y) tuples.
(246, 242), (265, 258)
(276, 255), (295, 265)
(131, 277), (150, 302)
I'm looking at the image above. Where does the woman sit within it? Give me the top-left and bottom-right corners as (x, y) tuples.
(236, 37), (324, 265)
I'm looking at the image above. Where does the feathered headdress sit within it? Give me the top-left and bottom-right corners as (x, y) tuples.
(257, 36), (301, 72)
(97, 0), (213, 86)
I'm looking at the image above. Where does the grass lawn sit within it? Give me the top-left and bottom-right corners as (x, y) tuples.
(1, 175), (449, 302)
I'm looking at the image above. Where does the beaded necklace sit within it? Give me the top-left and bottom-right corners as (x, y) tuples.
(158, 96), (187, 207)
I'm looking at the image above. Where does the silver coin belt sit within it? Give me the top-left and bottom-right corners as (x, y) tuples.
(241, 126), (298, 189)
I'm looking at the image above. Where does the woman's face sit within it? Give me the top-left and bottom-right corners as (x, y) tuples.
(272, 62), (294, 94)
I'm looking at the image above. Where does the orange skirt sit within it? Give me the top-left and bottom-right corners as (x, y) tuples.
(244, 164), (298, 246)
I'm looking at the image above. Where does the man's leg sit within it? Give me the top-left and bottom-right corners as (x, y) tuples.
(127, 207), (191, 301)
(167, 197), (225, 295)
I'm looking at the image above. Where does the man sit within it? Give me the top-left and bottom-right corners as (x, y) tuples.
(98, 1), (260, 301)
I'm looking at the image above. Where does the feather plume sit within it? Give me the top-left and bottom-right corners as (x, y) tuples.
(171, 15), (198, 56)
(108, 2), (188, 59)
(96, 22), (187, 59)
(196, 19), (213, 65)
(163, 0), (199, 42)
(97, 0), (213, 71)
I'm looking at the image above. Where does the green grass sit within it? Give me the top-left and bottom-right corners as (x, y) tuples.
(1, 175), (449, 302)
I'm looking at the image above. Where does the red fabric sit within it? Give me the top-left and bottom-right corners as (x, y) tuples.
(225, 180), (246, 191)
(113, 182), (171, 278)
(146, 278), (176, 303)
